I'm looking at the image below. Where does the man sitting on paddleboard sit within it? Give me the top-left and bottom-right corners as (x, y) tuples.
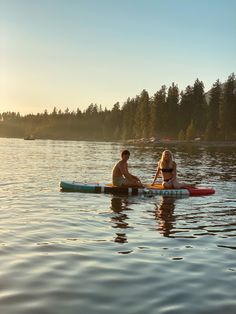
(112, 150), (143, 187)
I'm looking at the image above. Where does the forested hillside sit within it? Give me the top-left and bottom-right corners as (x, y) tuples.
(1, 73), (235, 141)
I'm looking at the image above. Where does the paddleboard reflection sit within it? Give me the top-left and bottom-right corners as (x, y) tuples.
(155, 196), (176, 237)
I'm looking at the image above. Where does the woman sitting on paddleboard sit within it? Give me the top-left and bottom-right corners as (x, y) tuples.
(151, 150), (186, 189)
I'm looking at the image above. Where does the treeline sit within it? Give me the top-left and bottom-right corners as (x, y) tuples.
(0, 73), (236, 141)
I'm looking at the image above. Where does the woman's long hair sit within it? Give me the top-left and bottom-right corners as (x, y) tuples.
(159, 150), (174, 169)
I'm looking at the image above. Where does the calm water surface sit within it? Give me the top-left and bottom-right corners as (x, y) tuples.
(0, 138), (235, 314)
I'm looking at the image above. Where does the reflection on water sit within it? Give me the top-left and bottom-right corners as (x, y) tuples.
(110, 196), (131, 243)
(154, 197), (176, 237)
(0, 138), (236, 314)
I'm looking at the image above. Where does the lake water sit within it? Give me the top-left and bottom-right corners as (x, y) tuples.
(0, 138), (235, 314)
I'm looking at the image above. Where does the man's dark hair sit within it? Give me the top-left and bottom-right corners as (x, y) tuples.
(121, 150), (130, 157)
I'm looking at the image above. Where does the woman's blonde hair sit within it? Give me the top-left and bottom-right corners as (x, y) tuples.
(159, 150), (174, 168)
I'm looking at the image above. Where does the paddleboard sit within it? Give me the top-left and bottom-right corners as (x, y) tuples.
(60, 181), (215, 197)
(146, 183), (215, 196)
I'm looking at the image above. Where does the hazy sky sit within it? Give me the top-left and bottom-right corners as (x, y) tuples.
(0, 0), (235, 115)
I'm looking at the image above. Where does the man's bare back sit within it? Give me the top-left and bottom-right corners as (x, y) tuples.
(112, 159), (127, 177)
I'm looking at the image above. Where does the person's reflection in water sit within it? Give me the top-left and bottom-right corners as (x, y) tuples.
(110, 196), (131, 243)
(155, 196), (176, 237)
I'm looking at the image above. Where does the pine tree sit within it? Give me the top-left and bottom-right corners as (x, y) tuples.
(192, 79), (206, 133)
(149, 97), (157, 137)
(204, 121), (215, 140)
(178, 86), (194, 133)
(139, 89), (150, 138)
(219, 73), (236, 140)
(208, 79), (222, 134)
(133, 95), (141, 138)
(111, 102), (121, 140)
(121, 98), (136, 140)
(185, 120), (196, 140)
(178, 129), (185, 140)
(151, 85), (166, 137)
(166, 83), (179, 134)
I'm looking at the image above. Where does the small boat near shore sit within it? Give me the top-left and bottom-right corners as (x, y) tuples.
(24, 135), (35, 140)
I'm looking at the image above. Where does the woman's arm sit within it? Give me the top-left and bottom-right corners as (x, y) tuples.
(151, 166), (161, 185)
(172, 161), (177, 179)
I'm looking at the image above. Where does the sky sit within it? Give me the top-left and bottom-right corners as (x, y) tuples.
(0, 0), (236, 115)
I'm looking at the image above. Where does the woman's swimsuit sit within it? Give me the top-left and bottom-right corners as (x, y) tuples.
(161, 168), (173, 183)
(161, 168), (173, 173)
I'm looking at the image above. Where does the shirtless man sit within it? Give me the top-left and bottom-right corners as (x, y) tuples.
(112, 150), (143, 187)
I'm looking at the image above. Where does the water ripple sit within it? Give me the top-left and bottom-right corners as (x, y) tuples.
(0, 139), (236, 314)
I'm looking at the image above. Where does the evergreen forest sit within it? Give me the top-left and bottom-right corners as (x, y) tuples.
(0, 73), (236, 141)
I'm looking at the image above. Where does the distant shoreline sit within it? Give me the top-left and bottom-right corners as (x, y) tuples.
(0, 136), (236, 147)
(125, 137), (236, 147)
(126, 139), (236, 147)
